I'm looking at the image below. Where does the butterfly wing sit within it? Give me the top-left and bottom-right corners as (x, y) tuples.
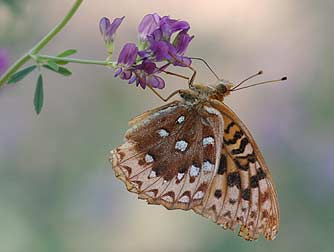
(111, 100), (224, 211)
(198, 99), (279, 240)
(110, 98), (279, 241)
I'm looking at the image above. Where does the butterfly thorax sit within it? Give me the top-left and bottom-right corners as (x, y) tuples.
(179, 83), (232, 104)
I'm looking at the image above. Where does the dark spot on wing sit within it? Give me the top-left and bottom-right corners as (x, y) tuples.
(250, 175), (259, 188)
(227, 172), (241, 189)
(224, 122), (235, 133)
(234, 158), (249, 171)
(214, 189), (222, 199)
(217, 154), (227, 175)
(242, 188), (251, 201)
(231, 138), (249, 155)
(229, 198), (237, 205)
(257, 167), (266, 180)
(224, 131), (243, 145)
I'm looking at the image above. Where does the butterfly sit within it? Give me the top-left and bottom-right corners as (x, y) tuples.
(110, 68), (285, 241)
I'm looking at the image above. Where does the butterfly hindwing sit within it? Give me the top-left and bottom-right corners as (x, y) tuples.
(208, 100), (279, 240)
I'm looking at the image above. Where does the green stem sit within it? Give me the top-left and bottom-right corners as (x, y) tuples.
(36, 54), (116, 67)
(0, 0), (84, 87)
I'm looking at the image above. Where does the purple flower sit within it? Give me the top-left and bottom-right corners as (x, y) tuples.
(138, 13), (160, 41)
(117, 43), (138, 66)
(0, 49), (10, 76)
(134, 61), (165, 89)
(173, 30), (194, 55)
(137, 14), (192, 66)
(108, 13), (194, 90)
(159, 16), (190, 40)
(99, 16), (125, 54)
(115, 43), (138, 80)
(149, 40), (170, 61)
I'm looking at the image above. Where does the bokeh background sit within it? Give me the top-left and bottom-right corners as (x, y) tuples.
(0, 0), (333, 251)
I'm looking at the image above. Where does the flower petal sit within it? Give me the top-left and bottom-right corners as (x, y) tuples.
(138, 13), (161, 40)
(99, 17), (111, 36)
(114, 67), (122, 77)
(117, 43), (138, 66)
(173, 31), (194, 55)
(140, 60), (156, 75)
(149, 40), (170, 61)
(128, 74), (137, 84)
(148, 75), (165, 89)
(120, 70), (132, 80)
(99, 16), (124, 44)
(108, 16), (125, 38)
(160, 16), (190, 38)
(137, 76), (147, 89)
(173, 56), (192, 67)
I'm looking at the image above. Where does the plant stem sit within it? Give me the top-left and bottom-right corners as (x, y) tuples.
(0, 0), (84, 87)
(36, 54), (116, 67)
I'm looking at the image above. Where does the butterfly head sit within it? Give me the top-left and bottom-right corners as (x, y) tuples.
(212, 79), (234, 100)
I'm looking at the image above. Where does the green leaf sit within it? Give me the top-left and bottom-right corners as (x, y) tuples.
(57, 49), (77, 58)
(34, 74), (44, 115)
(7, 65), (37, 84)
(43, 65), (72, 76)
(56, 49), (77, 65)
(46, 60), (59, 71)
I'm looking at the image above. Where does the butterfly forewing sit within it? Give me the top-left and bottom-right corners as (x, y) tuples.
(111, 101), (223, 211)
(111, 91), (279, 241)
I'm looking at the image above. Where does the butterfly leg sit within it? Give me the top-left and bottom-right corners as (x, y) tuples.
(162, 67), (196, 88)
(168, 52), (197, 88)
(147, 85), (182, 102)
(187, 65), (197, 88)
(162, 70), (189, 81)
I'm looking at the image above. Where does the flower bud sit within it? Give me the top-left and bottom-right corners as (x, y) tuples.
(99, 16), (125, 55)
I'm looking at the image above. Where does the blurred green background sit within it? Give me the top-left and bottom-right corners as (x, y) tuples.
(0, 0), (333, 251)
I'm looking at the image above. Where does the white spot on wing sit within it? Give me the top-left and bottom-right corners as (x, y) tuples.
(148, 170), (156, 178)
(203, 136), (214, 146)
(193, 191), (204, 200)
(176, 115), (185, 124)
(204, 106), (221, 116)
(161, 195), (174, 202)
(158, 105), (178, 115)
(145, 191), (155, 197)
(202, 160), (214, 172)
(243, 143), (254, 155)
(157, 129), (169, 137)
(177, 172), (184, 181)
(178, 195), (190, 203)
(190, 165), (200, 177)
(175, 140), (188, 152)
(145, 154), (154, 163)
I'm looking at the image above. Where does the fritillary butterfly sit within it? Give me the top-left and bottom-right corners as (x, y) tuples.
(110, 75), (281, 241)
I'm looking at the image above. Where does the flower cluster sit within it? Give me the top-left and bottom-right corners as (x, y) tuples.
(99, 13), (193, 89)
(0, 49), (10, 76)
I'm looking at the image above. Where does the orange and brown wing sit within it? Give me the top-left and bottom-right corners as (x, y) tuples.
(198, 99), (279, 240)
(110, 99), (279, 241)
(110, 100), (224, 211)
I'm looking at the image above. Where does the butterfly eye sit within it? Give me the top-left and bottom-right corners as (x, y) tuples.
(216, 84), (228, 94)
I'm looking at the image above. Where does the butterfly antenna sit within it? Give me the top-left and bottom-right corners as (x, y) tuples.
(231, 76), (287, 91)
(231, 70), (263, 91)
(190, 57), (220, 80)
